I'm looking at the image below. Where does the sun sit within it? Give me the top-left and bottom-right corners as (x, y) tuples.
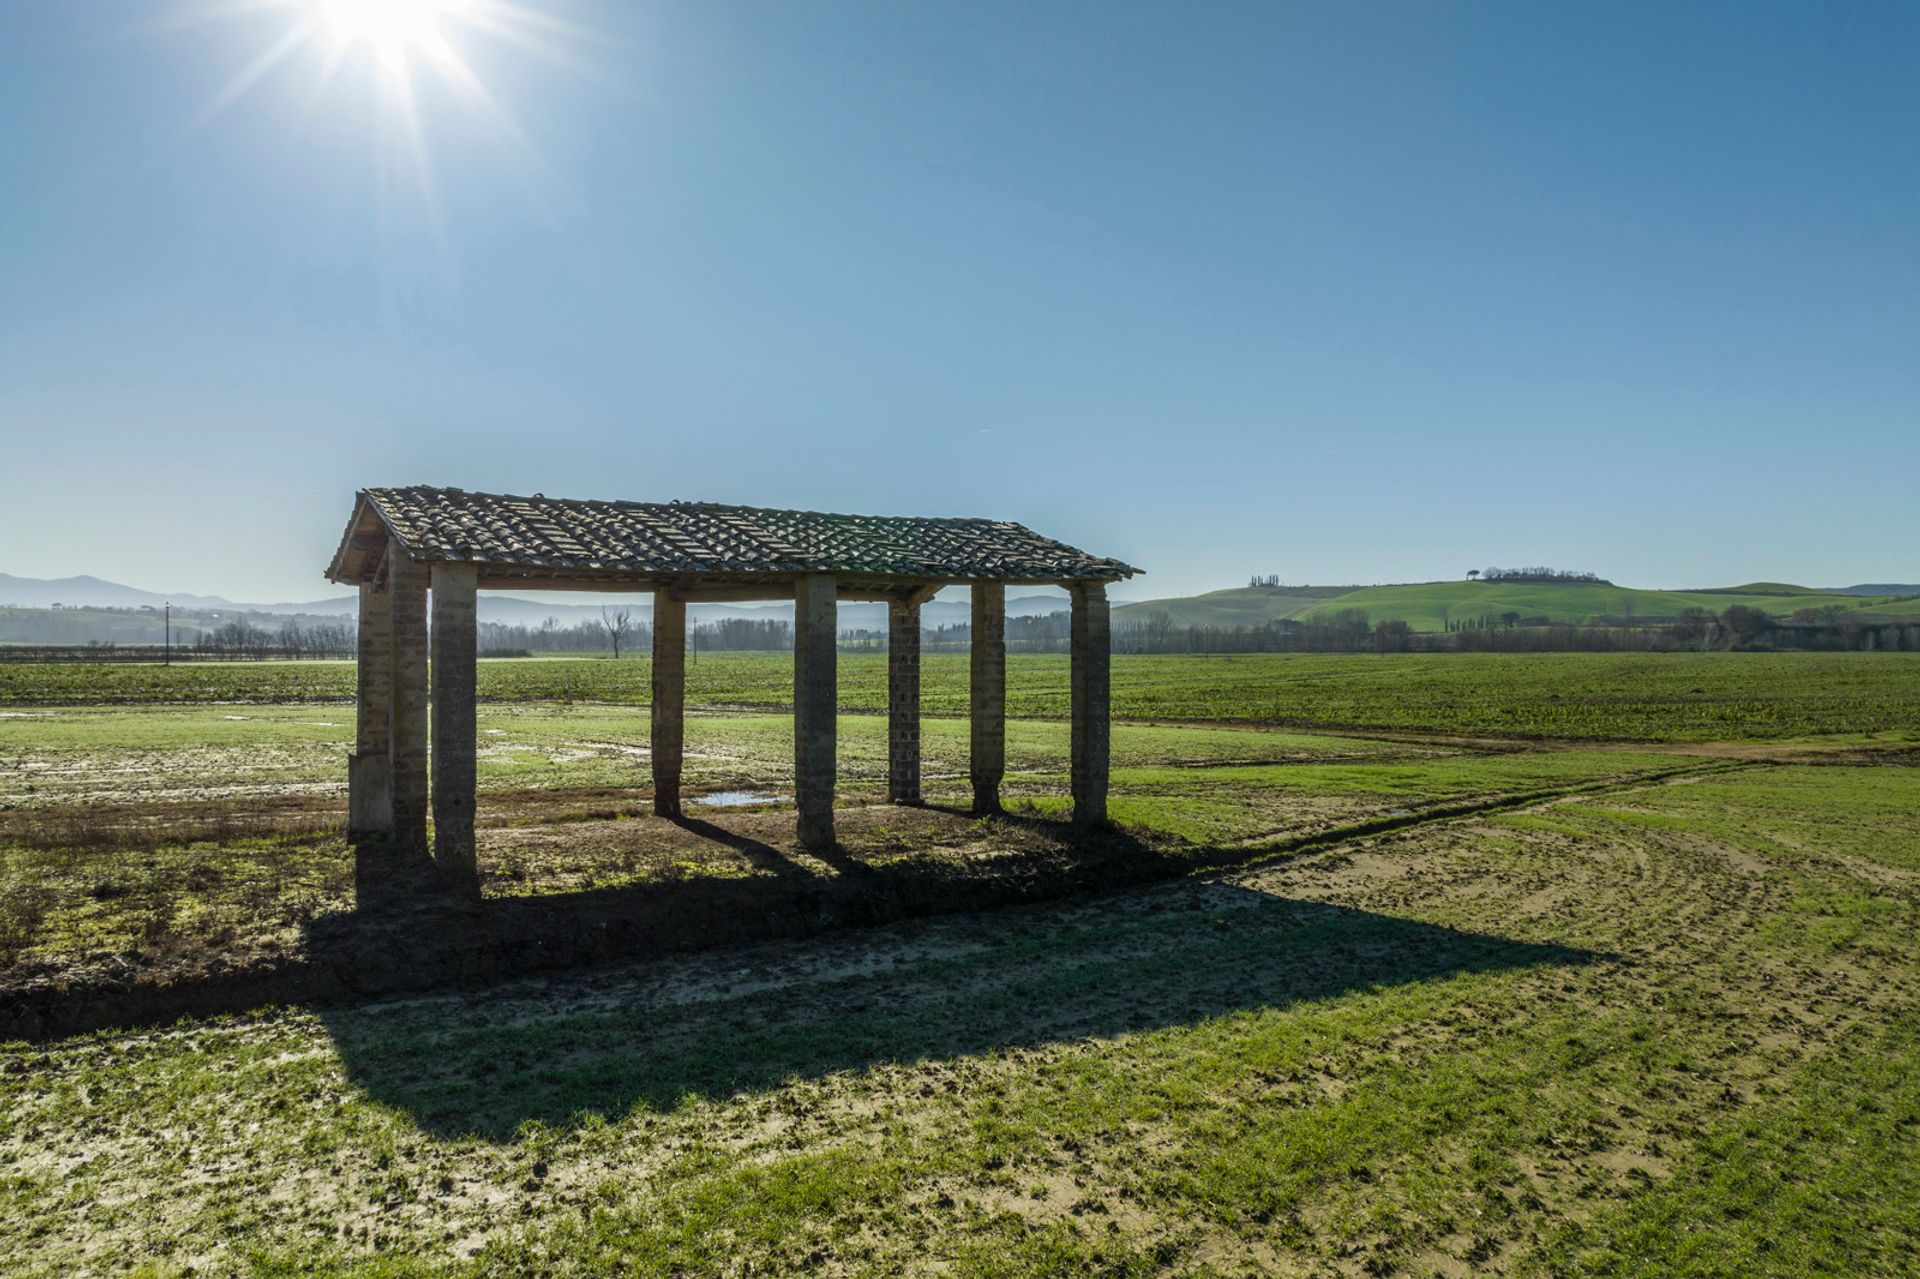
(314, 0), (477, 66)
(186, 0), (580, 172)
(175, 0), (582, 240)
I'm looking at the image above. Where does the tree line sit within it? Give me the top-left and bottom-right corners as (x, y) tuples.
(1471, 566), (1607, 584)
(1116, 604), (1920, 654)
(10, 600), (1916, 663)
(476, 615), (797, 655)
(193, 617), (356, 658)
(840, 613), (1075, 653)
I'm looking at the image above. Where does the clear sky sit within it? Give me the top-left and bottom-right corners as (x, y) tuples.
(2, 1), (1915, 602)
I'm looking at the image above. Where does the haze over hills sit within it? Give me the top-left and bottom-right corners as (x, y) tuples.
(1828, 584), (1920, 597)
(5, 570), (1918, 646)
(0, 572), (1075, 641)
(0, 573), (355, 615)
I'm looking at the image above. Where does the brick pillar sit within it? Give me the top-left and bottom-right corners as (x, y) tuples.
(388, 547), (431, 859)
(793, 573), (838, 850)
(1070, 582), (1110, 829)
(888, 594), (922, 804)
(431, 564), (479, 893)
(970, 581), (1005, 813)
(348, 581), (394, 837)
(652, 590), (686, 817)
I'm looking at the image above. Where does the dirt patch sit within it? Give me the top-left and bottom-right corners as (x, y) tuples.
(0, 806), (1199, 1040)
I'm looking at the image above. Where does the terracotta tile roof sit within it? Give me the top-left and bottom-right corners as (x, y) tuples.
(327, 486), (1139, 585)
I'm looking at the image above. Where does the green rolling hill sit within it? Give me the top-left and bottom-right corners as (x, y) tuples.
(1114, 580), (1920, 633)
(1111, 585), (1353, 629)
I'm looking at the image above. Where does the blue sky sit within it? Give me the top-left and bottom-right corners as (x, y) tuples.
(2, 0), (1915, 602)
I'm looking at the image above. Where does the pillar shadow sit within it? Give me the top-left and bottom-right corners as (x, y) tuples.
(659, 814), (811, 879)
(315, 878), (1599, 1143)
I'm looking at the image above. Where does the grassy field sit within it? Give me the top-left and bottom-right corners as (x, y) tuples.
(0, 705), (1711, 975)
(1110, 585), (1352, 628)
(1110, 580), (1919, 632)
(7, 650), (1920, 741)
(2, 653), (1917, 1275)
(2, 760), (1915, 1275)
(1295, 580), (1916, 632)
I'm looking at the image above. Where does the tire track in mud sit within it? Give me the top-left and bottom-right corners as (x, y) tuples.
(1217, 758), (1763, 863)
(4, 757), (1914, 1275)
(0, 753), (1765, 1042)
(1206, 767), (1920, 1276)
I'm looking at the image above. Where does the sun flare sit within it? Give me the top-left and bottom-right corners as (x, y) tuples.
(317, 0), (473, 46)
(180, 0), (581, 234)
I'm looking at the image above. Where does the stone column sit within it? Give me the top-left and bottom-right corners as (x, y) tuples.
(651, 590), (686, 818)
(1070, 582), (1111, 829)
(431, 564), (479, 893)
(387, 547), (431, 859)
(970, 581), (1006, 813)
(793, 573), (838, 850)
(348, 581), (394, 837)
(887, 594), (922, 804)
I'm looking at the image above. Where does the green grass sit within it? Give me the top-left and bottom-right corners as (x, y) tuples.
(0, 704), (1421, 810)
(1109, 579), (1918, 632)
(1111, 585), (1350, 628)
(3, 654), (1917, 1273)
(1296, 580), (1915, 632)
(0, 705), (1708, 970)
(4, 762), (1915, 1275)
(6, 650), (1920, 741)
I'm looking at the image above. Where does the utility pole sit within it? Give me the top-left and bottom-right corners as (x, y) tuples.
(164, 602), (171, 666)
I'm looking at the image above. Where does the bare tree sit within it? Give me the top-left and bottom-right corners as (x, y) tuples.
(1672, 607), (1716, 649)
(601, 606), (634, 659)
(1719, 605), (1773, 648)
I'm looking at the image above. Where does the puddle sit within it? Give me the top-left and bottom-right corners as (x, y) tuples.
(694, 790), (789, 808)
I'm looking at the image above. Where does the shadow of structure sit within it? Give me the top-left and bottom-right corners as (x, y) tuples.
(319, 878), (1598, 1143)
(0, 807), (1593, 1070)
(315, 813), (1197, 1003)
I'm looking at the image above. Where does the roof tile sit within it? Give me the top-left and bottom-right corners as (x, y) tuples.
(329, 486), (1138, 584)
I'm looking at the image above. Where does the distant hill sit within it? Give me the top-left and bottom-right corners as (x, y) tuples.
(1112, 586), (1353, 629)
(1113, 579), (1920, 634)
(0, 572), (1074, 643)
(9, 570), (1916, 644)
(0, 573), (355, 615)
(1685, 581), (1820, 596)
(1294, 581), (1920, 632)
(1829, 584), (1920, 597)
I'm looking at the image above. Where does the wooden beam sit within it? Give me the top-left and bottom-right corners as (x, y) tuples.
(651, 590), (686, 817)
(466, 569), (1123, 595)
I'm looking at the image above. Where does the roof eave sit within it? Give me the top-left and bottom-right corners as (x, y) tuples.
(323, 490), (416, 585)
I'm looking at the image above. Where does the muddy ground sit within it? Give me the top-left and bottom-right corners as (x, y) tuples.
(2, 757), (1914, 1276)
